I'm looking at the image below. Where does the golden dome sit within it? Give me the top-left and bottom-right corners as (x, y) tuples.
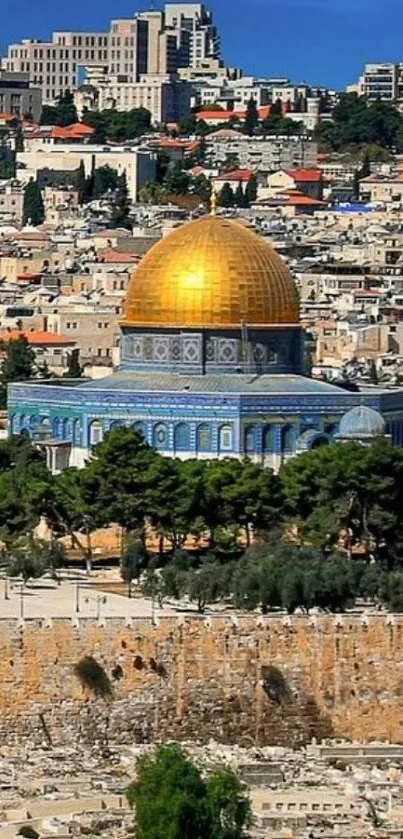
(124, 216), (299, 328)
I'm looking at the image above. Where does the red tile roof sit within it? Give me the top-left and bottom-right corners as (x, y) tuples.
(286, 169), (324, 182)
(0, 330), (75, 346)
(99, 249), (139, 263)
(215, 168), (255, 182)
(67, 122), (94, 135)
(197, 110), (235, 120)
(277, 189), (325, 206)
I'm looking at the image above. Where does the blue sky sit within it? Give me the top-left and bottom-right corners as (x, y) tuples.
(1, 0), (402, 89)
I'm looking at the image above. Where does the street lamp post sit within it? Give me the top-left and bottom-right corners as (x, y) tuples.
(19, 584), (24, 620)
(97, 595), (107, 621)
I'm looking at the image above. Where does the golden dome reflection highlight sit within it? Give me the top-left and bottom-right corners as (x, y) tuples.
(123, 216), (300, 329)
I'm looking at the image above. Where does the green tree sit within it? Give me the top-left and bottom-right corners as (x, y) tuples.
(164, 161), (191, 195)
(110, 172), (131, 227)
(149, 459), (206, 551)
(76, 161), (87, 204)
(80, 428), (164, 535)
(81, 109), (107, 143)
(361, 150), (371, 178)
(23, 179), (45, 226)
(120, 539), (149, 597)
(270, 99), (283, 116)
(353, 168), (361, 200)
(92, 165), (119, 199)
(234, 182), (245, 207)
(220, 183), (234, 207)
(178, 113), (198, 135)
(40, 91), (78, 127)
(206, 770), (251, 839)
(64, 349), (82, 379)
(0, 336), (36, 408)
(243, 98), (259, 136)
(280, 441), (403, 564)
(203, 459), (282, 548)
(245, 175), (257, 205)
(186, 558), (230, 612)
(127, 745), (250, 839)
(6, 549), (45, 584)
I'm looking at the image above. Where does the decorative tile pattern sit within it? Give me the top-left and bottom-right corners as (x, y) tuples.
(183, 336), (202, 364)
(218, 339), (238, 364)
(154, 338), (170, 362)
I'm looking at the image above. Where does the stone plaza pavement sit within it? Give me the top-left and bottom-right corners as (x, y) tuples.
(0, 577), (176, 619)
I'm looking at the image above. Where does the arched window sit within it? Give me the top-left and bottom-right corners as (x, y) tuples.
(132, 421), (148, 442)
(174, 423), (191, 451)
(244, 426), (255, 453)
(219, 424), (233, 453)
(29, 415), (38, 430)
(109, 420), (124, 431)
(10, 415), (19, 435)
(89, 420), (103, 446)
(197, 424), (212, 453)
(19, 414), (28, 433)
(281, 425), (295, 453)
(53, 417), (62, 439)
(62, 418), (71, 440)
(153, 423), (168, 450)
(263, 426), (274, 453)
(72, 419), (81, 446)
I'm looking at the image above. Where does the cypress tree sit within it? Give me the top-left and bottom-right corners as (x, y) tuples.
(235, 182), (245, 207)
(245, 174), (258, 205)
(243, 97), (259, 136)
(220, 183), (234, 207)
(65, 349), (82, 379)
(23, 179), (45, 226)
(76, 161), (87, 204)
(111, 172), (131, 228)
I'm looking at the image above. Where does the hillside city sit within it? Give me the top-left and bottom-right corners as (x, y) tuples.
(2, 3), (403, 839)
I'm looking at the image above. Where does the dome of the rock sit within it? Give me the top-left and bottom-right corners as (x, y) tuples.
(123, 215), (299, 328)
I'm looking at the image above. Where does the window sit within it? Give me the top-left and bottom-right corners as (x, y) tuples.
(244, 425), (255, 453)
(174, 423), (191, 451)
(197, 424), (211, 452)
(132, 421), (147, 441)
(263, 426), (274, 452)
(281, 425), (294, 453)
(153, 423), (168, 449)
(73, 419), (81, 445)
(219, 424), (233, 452)
(89, 420), (103, 445)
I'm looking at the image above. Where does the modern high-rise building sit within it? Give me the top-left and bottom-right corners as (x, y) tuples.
(165, 3), (221, 68)
(2, 3), (221, 105)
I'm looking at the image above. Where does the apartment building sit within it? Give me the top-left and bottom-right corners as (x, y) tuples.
(206, 133), (318, 172)
(2, 3), (220, 105)
(351, 63), (403, 110)
(0, 71), (41, 121)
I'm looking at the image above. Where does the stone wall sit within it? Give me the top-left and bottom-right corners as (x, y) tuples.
(0, 614), (402, 747)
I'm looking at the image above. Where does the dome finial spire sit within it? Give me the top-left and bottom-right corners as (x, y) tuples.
(210, 190), (217, 217)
